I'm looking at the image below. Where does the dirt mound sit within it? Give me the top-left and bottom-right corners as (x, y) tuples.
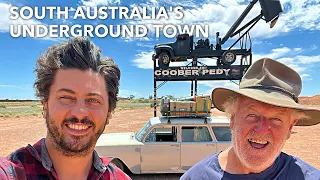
(299, 94), (320, 106)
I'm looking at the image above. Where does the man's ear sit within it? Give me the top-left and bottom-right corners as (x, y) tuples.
(286, 119), (298, 140)
(106, 112), (112, 125)
(230, 114), (235, 130)
(43, 102), (48, 119)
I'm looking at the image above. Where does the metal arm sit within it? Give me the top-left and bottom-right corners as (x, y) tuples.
(219, 0), (258, 46)
(231, 13), (263, 38)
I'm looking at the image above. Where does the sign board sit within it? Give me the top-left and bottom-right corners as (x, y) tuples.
(154, 65), (250, 81)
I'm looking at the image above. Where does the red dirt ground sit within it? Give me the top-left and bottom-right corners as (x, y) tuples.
(299, 95), (320, 106)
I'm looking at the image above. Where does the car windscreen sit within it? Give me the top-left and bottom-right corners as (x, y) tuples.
(135, 121), (152, 142)
(212, 126), (232, 141)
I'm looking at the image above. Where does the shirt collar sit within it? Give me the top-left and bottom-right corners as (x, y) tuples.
(41, 138), (52, 171)
(92, 150), (107, 173)
(27, 138), (106, 173)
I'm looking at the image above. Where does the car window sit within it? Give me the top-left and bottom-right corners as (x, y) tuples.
(145, 126), (177, 142)
(135, 121), (152, 142)
(181, 126), (212, 142)
(212, 127), (232, 141)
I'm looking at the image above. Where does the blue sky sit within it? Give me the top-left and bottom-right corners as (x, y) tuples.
(0, 0), (319, 100)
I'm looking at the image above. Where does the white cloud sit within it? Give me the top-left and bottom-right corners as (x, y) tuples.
(251, 45), (316, 64)
(281, 0), (320, 30)
(300, 74), (312, 81)
(72, 0), (319, 43)
(294, 48), (302, 52)
(252, 46), (320, 77)
(253, 40), (262, 45)
(277, 57), (294, 64)
(152, 0), (198, 8)
(296, 55), (320, 64)
(0, 3), (66, 41)
(136, 42), (154, 48)
(285, 63), (307, 73)
(301, 74), (310, 78)
(252, 47), (292, 62)
(132, 51), (156, 69)
(269, 47), (292, 58)
(80, 0), (120, 7)
(199, 58), (218, 66)
(0, 3), (41, 33)
(122, 36), (152, 42)
(311, 45), (318, 50)
(132, 0), (320, 41)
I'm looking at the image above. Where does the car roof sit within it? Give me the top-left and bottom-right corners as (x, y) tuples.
(149, 116), (230, 126)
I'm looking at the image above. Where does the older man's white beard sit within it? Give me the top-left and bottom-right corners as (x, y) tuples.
(231, 128), (287, 173)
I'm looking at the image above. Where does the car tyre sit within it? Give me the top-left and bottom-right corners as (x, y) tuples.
(111, 159), (125, 171)
(158, 52), (170, 68)
(222, 50), (236, 65)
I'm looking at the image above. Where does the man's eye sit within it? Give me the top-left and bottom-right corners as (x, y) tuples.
(60, 96), (72, 99)
(248, 114), (257, 117)
(58, 96), (75, 104)
(87, 98), (101, 104)
(270, 117), (283, 125)
(271, 117), (282, 121)
(246, 114), (258, 121)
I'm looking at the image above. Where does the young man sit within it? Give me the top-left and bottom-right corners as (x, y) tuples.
(0, 37), (131, 180)
(181, 58), (320, 179)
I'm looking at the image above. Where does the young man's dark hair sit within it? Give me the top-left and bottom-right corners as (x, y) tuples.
(34, 36), (120, 113)
(0, 37), (131, 180)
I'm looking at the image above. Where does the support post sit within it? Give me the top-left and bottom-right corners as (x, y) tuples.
(193, 57), (198, 96)
(195, 79), (197, 97)
(153, 55), (157, 117)
(191, 80), (193, 96)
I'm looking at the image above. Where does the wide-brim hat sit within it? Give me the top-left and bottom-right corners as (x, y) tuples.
(212, 58), (320, 126)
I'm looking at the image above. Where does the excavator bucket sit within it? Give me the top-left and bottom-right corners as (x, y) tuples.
(259, 0), (283, 22)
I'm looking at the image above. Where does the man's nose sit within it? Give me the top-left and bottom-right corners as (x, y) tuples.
(70, 100), (89, 120)
(254, 116), (271, 135)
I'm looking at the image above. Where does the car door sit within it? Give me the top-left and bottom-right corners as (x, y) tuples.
(211, 126), (232, 152)
(180, 125), (216, 171)
(140, 126), (180, 173)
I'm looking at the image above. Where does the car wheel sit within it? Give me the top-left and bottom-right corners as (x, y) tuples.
(159, 52), (170, 68)
(111, 159), (125, 171)
(222, 50), (236, 65)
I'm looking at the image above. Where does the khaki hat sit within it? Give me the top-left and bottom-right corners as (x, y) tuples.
(211, 58), (320, 126)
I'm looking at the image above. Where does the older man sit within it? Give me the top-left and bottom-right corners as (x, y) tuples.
(181, 58), (320, 179)
(0, 37), (131, 180)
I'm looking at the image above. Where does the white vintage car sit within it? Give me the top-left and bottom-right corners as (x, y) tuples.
(95, 116), (232, 174)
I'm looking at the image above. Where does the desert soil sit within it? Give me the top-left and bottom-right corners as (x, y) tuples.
(0, 106), (319, 172)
